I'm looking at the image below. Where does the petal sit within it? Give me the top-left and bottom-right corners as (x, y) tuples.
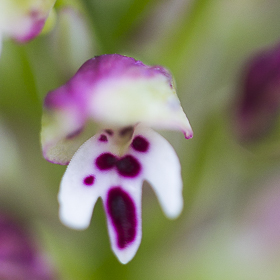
(129, 125), (183, 218)
(58, 129), (143, 263)
(41, 109), (97, 165)
(0, 0), (56, 43)
(41, 54), (192, 164)
(103, 186), (142, 264)
(58, 125), (184, 263)
(58, 132), (113, 229)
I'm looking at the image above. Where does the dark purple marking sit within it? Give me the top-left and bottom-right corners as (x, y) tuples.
(132, 136), (149, 152)
(119, 126), (134, 137)
(99, 134), (108, 142)
(95, 153), (117, 170)
(105, 129), (113, 136)
(83, 175), (95, 186)
(116, 155), (141, 177)
(106, 187), (137, 249)
(66, 127), (83, 139)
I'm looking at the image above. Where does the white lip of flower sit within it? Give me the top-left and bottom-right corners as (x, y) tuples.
(0, 0), (56, 55)
(41, 54), (193, 264)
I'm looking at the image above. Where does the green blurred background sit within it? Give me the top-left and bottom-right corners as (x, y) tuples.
(2, 0), (280, 279)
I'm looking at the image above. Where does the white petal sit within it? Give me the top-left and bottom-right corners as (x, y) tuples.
(130, 125), (183, 218)
(102, 184), (142, 264)
(58, 132), (116, 229)
(58, 124), (183, 264)
(59, 129), (144, 263)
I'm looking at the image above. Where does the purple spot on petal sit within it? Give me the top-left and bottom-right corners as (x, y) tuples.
(107, 187), (137, 249)
(96, 153), (117, 170)
(105, 129), (113, 136)
(83, 175), (95, 186)
(99, 134), (108, 142)
(132, 136), (149, 152)
(116, 155), (141, 177)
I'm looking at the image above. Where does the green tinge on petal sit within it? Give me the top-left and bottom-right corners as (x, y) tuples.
(41, 55), (193, 164)
(41, 109), (98, 165)
(89, 75), (193, 138)
(40, 7), (57, 35)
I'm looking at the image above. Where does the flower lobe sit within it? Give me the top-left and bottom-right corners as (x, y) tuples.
(106, 187), (137, 249)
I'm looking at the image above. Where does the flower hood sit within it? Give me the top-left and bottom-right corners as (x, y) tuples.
(42, 54), (193, 165)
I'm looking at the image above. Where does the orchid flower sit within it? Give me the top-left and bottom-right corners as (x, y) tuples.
(41, 54), (193, 264)
(0, 0), (56, 55)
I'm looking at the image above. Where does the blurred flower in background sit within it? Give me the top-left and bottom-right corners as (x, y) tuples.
(0, 0), (56, 54)
(0, 214), (55, 280)
(51, 6), (94, 80)
(234, 43), (280, 143)
(2, 0), (280, 279)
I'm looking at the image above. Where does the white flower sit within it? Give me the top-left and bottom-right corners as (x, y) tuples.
(41, 54), (193, 263)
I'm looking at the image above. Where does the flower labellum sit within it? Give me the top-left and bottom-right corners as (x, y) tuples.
(41, 54), (193, 263)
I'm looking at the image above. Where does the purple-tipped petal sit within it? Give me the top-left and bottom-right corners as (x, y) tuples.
(0, 0), (56, 43)
(41, 54), (192, 165)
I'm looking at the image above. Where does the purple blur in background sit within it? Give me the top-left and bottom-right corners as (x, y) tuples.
(235, 43), (280, 141)
(0, 215), (55, 280)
